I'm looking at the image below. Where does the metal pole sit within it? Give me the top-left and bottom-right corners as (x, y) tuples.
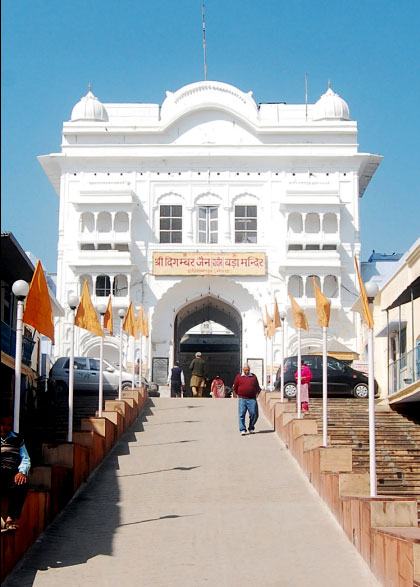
(280, 320), (285, 402)
(270, 336), (274, 391)
(297, 328), (302, 419)
(98, 314), (104, 417)
(68, 309), (75, 442)
(132, 336), (136, 387)
(264, 334), (268, 389)
(368, 325), (377, 496)
(119, 316), (123, 400)
(13, 299), (25, 433)
(322, 326), (328, 446)
(138, 335), (143, 388)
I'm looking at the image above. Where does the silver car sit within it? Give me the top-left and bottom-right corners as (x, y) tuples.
(50, 357), (136, 393)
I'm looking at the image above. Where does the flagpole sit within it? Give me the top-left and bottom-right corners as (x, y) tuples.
(280, 312), (286, 402)
(270, 336), (274, 391)
(67, 295), (79, 442)
(365, 281), (379, 497)
(118, 309), (125, 400)
(12, 280), (29, 433)
(297, 328), (302, 419)
(322, 326), (328, 446)
(138, 334), (143, 388)
(98, 306), (107, 417)
(264, 332), (268, 389)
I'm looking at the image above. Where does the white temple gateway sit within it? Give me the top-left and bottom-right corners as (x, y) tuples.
(38, 80), (382, 388)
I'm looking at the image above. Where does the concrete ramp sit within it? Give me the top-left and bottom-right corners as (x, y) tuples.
(5, 398), (380, 586)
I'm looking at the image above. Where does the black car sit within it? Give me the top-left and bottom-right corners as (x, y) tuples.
(274, 355), (377, 399)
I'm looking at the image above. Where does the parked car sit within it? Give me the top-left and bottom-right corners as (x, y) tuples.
(274, 355), (378, 399)
(50, 357), (136, 393)
(141, 377), (160, 397)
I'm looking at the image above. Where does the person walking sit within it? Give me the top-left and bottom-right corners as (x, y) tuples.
(211, 375), (225, 398)
(1, 415), (31, 532)
(168, 361), (185, 397)
(189, 352), (207, 397)
(233, 364), (261, 435)
(294, 360), (313, 413)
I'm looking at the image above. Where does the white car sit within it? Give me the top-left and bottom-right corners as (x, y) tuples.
(50, 357), (136, 393)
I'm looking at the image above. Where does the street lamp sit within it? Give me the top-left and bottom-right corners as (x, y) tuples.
(279, 310), (287, 403)
(12, 280), (29, 433)
(118, 308), (126, 400)
(365, 281), (379, 497)
(97, 304), (107, 417)
(67, 294), (79, 442)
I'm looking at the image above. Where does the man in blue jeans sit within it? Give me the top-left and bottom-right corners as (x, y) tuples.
(233, 365), (261, 436)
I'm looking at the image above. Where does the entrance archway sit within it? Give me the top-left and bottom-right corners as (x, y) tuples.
(175, 296), (242, 395)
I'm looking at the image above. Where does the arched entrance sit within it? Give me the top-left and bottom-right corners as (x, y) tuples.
(175, 296), (242, 395)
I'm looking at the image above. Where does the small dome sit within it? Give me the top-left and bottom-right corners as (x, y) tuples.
(312, 86), (350, 121)
(70, 87), (108, 122)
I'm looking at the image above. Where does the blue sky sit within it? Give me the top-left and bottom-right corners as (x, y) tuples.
(2, 0), (419, 272)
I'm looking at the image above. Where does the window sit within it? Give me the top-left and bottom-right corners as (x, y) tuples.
(74, 358), (89, 370)
(288, 244), (303, 251)
(160, 205), (182, 243)
(198, 206), (218, 243)
(306, 275), (321, 298)
(80, 244), (95, 250)
(288, 275), (304, 298)
(327, 358), (344, 372)
(235, 205), (257, 243)
(96, 275), (111, 297)
(113, 274), (128, 297)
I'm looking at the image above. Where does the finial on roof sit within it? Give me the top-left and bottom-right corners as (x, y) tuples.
(328, 79), (331, 89)
(88, 83), (92, 92)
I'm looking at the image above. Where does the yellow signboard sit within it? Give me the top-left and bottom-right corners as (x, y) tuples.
(152, 252), (266, 276)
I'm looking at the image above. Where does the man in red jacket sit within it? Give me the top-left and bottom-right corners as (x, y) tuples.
(233, 365), (261, 435)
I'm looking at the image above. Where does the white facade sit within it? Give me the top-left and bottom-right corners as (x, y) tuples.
(39, 80), (382, 380)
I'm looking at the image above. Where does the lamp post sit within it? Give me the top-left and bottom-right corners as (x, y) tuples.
(67, 294), (79, 442)
(365, 281), (379, 497)
(12, 280), (29, 433)
(118, 308), (126, 400)
(279, 311), (287, 402)
(97, 304), (107, 417)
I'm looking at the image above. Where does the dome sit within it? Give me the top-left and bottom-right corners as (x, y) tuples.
(70, 87), (108, 122)
(312, 86), (350, 121)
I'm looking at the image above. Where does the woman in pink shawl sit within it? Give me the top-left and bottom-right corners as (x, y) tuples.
(211, 376), (226, 398)
(294, 360), (313, 412)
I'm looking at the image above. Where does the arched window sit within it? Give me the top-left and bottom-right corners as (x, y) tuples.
(287, 213), (303, 234)
(323, 275), (339, 298)
(288, 275), (304, 298)
(306, 275), (321, 298)
(305, 213), (320, 233)
(113, 274), (128, 297)
(80, 212), (94, 234)
(97, 212), (112, 233)
(114, 212), (129, 233)
(79, 274), (93, 295)
(96, 275), (111, 297)
(323, 213), (338, 234)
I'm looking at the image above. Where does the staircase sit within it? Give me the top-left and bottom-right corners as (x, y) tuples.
(306, 398), (420, 524)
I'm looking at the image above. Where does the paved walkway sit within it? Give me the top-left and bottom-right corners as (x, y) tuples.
(5, 398), (380, 586)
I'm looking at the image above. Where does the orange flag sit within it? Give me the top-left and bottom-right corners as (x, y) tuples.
(265, 305), (274, 338)
(137, 304), (144, 336)
(23, 260), (55, 343)
(354, 257), (374, 329)
(123, 302), (138, 338)
(313, 278), (331, 328)
(143, 313), (149, 338)
(289, 295), (309, 331)
(273, 297), (281, 329)
(104, 296), (113, 335)
(75, 281), (104, 337)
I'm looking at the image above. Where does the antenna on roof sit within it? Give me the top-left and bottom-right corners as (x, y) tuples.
(202, 5), (207, 81)
(305, 73), (308, 121)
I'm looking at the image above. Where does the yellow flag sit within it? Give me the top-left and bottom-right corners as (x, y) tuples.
(143, 313), (149, 338)
(123, 302), (138, 338)
(75, 281), (104, 337)
(23, 260), (55, 343)
(104, 295), (113, 335)
(137, 304), (144, 336)
(289, 295), (309, 331)
(354, 257), (374, 329)
(273, 298), (281, 329)
(265, 305), (274, 338)
(313, 278), (331, 328)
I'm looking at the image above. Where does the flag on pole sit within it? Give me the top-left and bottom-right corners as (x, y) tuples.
(23, 260), (55, 342)
(143, 313), (149, 338)
(289, 295), (309, 331)
(123, 302), (138, 338)
(313, 278), (331, 328)
(354, 257), (374, 329)
(137, 304), (144, 336)
(104, 295), (113, 335)
(75, 281), (104, 337)
(273, 297), (281, 329)
(265, 305), (274, 338)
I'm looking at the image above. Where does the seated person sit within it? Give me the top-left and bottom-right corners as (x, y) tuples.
(1, 415), (31, 531)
